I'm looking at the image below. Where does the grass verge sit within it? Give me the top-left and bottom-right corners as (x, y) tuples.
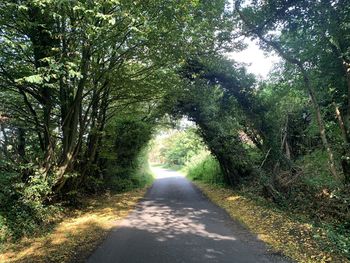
(0, 188), (147, 263)
(194, 181), (349, 263)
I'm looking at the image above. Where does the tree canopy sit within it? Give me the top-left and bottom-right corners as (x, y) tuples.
(1, 0), (350, 257)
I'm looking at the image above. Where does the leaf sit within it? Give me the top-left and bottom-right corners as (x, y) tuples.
(15, 74), (43, 84)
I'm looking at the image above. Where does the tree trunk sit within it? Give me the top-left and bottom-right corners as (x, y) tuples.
(17, 127), (26, 161)
(54, 45), (91, 192)
(0, 124), (10, 160)
(334, 103), (350, 183)
(301, 69), (338, 178)
(27, 5), (59, 174)
(235, 2), (339, 179)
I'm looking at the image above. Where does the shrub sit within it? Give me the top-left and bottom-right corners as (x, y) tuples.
(186, 152), (225, 185)
(157, 128), (207, 166)
(296, 149), (342, 189)
(0, 169), (61, 242)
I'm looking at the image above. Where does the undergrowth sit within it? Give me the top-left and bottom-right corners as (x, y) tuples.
(184, 151), (350, 261)
(185, 152), (225, 185)
(0, 157), (153, 248)
(0, 188), (147, 263)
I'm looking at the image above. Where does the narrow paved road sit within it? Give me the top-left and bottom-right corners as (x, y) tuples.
(86, 167), (290, 263)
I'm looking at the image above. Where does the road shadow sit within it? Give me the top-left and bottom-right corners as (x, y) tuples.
(87, 174), (292, 263)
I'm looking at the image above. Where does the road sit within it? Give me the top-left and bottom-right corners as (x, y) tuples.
(86, 167), (290, 263)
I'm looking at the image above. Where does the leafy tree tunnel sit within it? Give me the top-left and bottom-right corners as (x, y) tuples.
(159, 56), (276, 186)
(1, 2), (350, 255)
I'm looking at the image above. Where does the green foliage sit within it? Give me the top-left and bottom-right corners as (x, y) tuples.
(158, 128), (207, 166)
(110, 118), (153, 168)
(0, 168), (60, 242)
(0, 1), (350, 261)
(0, 0), (233, 196)
(186, 153), (225, 185)
(297, 150), (341, 189)
(97, 117), (154, 193)
(165, 57), (260, 185)
(151, 126), (226, 184)
(322, 224), (350, 259)
(104, 150), (154, 193)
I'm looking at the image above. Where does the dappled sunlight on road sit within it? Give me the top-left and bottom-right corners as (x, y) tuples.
(121, 199), (236, 242)
(87, 168), (290, 263)
(134, 168), (237, 244)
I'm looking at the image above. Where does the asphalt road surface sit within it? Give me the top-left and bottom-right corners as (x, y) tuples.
(86, 167), (291, 263)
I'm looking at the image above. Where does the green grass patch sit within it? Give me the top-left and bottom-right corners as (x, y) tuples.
(186, 154), (225, 185)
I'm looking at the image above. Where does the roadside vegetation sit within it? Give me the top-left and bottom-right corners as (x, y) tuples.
(1, 1), (350, 262)
(0, 188), (147, 263)
(0, 0), (225, 250)
(152, 127), (350, 262)
(196, 183), (347, 263)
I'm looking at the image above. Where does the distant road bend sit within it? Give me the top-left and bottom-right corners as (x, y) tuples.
(86, 167), (290, 263)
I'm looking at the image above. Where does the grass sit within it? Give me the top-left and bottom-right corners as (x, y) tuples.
(0, 188), (148, 263)
(185, 154), (225, 185)
(194, 182), (349, 263)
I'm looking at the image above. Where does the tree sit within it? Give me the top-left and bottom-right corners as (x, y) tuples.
(234, 0), (350, 180)
(0, 0), (234, 196)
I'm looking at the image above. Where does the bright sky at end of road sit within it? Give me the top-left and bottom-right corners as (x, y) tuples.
(225, 38), (280, 79)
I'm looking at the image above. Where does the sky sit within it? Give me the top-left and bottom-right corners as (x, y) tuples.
(225, 38), (280, 79)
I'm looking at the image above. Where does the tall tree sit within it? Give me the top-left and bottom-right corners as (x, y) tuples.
(234, 0), (348, 180)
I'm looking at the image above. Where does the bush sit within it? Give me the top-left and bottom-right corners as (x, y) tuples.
(106, 167), (153, 193)
(186, 153), (225, 185)
(296, 149), (342, 189)
(104, 146), (154, 193)
(157, 128), (207, 166)
(0, 169), (61, 242)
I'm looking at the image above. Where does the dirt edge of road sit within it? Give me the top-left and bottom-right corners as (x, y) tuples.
(1, 188), (148, 263)
(193, 181), (349, 263)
